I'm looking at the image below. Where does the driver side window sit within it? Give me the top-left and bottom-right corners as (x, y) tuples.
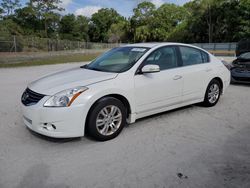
(144, 47), (178, 71)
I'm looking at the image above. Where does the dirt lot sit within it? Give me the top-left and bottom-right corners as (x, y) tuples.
(0, 62), (250, 188)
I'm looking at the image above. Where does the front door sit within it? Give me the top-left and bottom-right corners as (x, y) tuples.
(134, 46), (183, 114)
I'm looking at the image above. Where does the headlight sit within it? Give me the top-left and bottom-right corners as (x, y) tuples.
(44, 87), (88, 107)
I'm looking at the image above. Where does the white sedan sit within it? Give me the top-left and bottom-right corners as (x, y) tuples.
(21, 43), (230, 141)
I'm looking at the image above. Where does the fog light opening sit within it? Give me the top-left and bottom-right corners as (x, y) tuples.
(43, 123), (56, 131)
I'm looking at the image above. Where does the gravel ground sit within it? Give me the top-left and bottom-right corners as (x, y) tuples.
(0, 62), (250, 188)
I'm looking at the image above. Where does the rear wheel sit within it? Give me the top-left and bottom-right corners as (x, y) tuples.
(202, 79), (221, 107)
(86, 97), (126, 141)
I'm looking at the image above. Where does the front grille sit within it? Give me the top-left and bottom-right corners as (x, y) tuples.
(21, 88), (46, 106)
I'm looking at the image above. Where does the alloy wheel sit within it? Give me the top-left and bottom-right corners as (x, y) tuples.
(96, 105), (122, 136)
(208, 83), (220, 104)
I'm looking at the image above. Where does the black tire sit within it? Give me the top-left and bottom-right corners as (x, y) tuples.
(86, 97), (127, 141)
(202, 79), (222, 107)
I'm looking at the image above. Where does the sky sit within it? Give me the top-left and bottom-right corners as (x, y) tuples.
(19, 0), (191, 18)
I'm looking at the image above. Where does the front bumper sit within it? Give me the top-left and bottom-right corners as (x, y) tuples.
(231, 68), (250, 83)
(21, 97), (88, 138)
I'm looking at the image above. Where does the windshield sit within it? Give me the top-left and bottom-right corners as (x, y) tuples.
(85, 47), (149, 73)
(239, 52), (250, 59)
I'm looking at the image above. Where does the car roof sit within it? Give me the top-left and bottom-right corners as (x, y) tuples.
(125, 42), (199, 49)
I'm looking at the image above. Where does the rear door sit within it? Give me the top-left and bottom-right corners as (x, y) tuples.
(177, 46), (213, 102)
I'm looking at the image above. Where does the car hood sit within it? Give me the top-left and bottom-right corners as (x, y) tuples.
(28, 67), (118, 95)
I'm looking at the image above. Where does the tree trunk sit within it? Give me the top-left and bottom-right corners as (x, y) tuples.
(44, 19), (48, 37)
(208, 4), (213, 43)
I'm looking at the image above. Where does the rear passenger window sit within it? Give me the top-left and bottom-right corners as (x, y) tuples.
(180, 46), (209, 66)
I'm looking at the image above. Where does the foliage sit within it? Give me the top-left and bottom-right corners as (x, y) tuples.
(13, 6), (40, 35)
(1, 0), (21, 15)
(0, 0), (250, 44)
(0, 7), (4, 18)
(107, 20), (129, 43)
(89, 8), (122, 42)
(151, 3), (188, 41)
(0, 18), (22, 35)
(28, 0), (64, 37)
(131, 2), (156, 42)
(59, 14), (89, 41)
(182, 0), (250, 43)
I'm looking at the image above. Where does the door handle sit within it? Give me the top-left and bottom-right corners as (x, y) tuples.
(173, 75), (182, 80)
(205, 68), (212, 72)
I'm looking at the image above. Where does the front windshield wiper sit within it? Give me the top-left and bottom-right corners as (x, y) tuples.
(80, 64), (103, 72)
(80, 64), (88, 69)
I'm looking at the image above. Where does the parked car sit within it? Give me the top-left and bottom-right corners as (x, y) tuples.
(21, 43), (230, 141)
(230, 41), (250, 83)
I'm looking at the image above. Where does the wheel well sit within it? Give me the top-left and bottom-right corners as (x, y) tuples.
(213, 77), (223, 92)
(104, 94), (131, 116)
(85, 94), (131, 134)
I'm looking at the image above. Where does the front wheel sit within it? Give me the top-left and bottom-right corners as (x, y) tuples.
(202, 79), (222, 107)
(86, 97), (127, 141)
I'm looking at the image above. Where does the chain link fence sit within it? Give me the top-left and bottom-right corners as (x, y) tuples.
(193, 43), (237, 56)
(0, 35), (237, 56)
(193, 43), (237, 51)
(0, 36), (125, 52)
(0, 36), (237, 64)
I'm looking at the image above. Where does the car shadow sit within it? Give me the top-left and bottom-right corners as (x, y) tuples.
(27, 128), (82, 143)
(26, 126), (99, 143)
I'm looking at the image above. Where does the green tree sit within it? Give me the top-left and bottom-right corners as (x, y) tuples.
(131, 2), (156, 42)
(134, 25), (151, 42)
(28, 0), (64, 37)
(1, 0), (250, 45)
(13, 6), (42, 35)
(0, 18), (22, 35)
(0, 8), (4, 19)
(59, 14), (76, 40)
(59, 14), (89, 41)
(201, 0), (221, 43)
(0, 19), (22, 51)
(74, 15), (89, 41)
(89, 8), (122, 42)
(132, 1), (155, 26)
(238, 0), (250, 39)
(151, 3), (187, 41)
(0, 0), (21, 15)
(168, 21), (190, 42)
(182, 0), (216, 43)
(45, 12), (60, 38)
(107, 20), (129, 43)
(181, 0), (250, 43)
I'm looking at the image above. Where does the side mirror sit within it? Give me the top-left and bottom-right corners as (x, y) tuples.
(141, 64), (160, 74)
